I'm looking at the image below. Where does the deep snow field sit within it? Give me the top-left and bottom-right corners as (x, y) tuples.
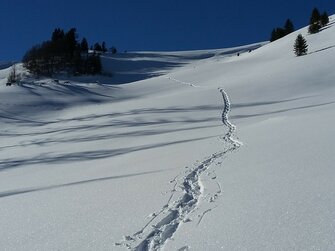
(1, 17), (335, 251)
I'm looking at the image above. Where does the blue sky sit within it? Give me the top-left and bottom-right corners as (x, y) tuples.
(0, 0), (334, 61)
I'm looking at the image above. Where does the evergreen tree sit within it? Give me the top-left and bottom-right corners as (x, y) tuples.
(86, 54), (102, 74)
(72, 45), (83, 74)
(320, 12), (329, 26)
(270, 19), (294, 42)
(270, 28), (286, 42)
(23, 45), (41, 75)
(308, 8), (322, 34)
(310, 7), (321, 24)
(23, 27), (103, 76)
(294, 34), (308, 56)
(270, 29), (277, 42)
(102, 41), (107, 53)
(94, 42), (102, 52)
(64, 28), (77, 56)
(52, 28), (65, 43)
(308, 23), (321, 34)
(80, 38), (89, 52)
(284, 19), (294, 34)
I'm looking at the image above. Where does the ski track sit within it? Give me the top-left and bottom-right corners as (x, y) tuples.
(116, 77), (242, 251)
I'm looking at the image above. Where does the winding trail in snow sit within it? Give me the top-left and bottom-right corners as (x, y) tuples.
(116, 78), (242, 251)
(166, 76), (242, 146)
(219, 88), (243, 147)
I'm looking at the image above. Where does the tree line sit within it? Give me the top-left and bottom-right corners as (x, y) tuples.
(293, 7), (329, 57)
(267, 7), (330, 57)
(22, 28), (111, 76)
(270, 7), (329, 44)
(270, 19), (294, 42)
(308, 8), (329, 34)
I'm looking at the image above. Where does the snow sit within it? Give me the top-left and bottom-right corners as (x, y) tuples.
(1, 16), (335, 251)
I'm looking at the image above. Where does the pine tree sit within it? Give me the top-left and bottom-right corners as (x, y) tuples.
(270, 29), (277, 42)
(94, 42), (102, 52)
(102, 41), (107, 53)
(270, 19), (294, 42)
(320, 12), (329, 26)
(270, 28), (285, 42)
(64, 28), (77, 55)
(86, 54), (102, 74)
(52, 28), (65, 43)
(308, 8), (321, 34)
(80, 38), (89, 52)
(308, 23), (321, 34)
(23, 27), (104, 76)
(284, 19), (294, 34)
(294, 34), (308, 56)
(310, 7), (321, 24)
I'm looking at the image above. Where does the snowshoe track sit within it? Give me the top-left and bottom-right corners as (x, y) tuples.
(116, 84), (241, 251)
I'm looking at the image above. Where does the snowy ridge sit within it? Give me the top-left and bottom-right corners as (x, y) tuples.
(116, 87), (241, 250)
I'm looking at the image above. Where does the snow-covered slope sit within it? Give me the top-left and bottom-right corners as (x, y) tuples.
(1, 17), (335, 251)
(100, 42), (265, 85)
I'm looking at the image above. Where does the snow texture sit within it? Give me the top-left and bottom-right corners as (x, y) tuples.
(116, 87), (241, 250)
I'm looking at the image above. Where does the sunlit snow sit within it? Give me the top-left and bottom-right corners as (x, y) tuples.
(1, 16), (335, 251)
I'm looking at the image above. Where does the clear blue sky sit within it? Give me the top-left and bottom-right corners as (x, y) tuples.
(0, 0), (334, 61)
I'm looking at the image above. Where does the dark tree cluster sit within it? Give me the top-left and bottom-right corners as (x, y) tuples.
(292, 7), (330, 57)
(23, 28), (102, 76)
(92, 41), (108, 53)
(308, 8), (329, 34)
(270, 19), (295, 42)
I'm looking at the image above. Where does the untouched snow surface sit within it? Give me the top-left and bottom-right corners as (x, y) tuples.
(1, 17), (335, 251)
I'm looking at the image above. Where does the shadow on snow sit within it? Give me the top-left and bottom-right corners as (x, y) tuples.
(0, 169), (170, 199)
